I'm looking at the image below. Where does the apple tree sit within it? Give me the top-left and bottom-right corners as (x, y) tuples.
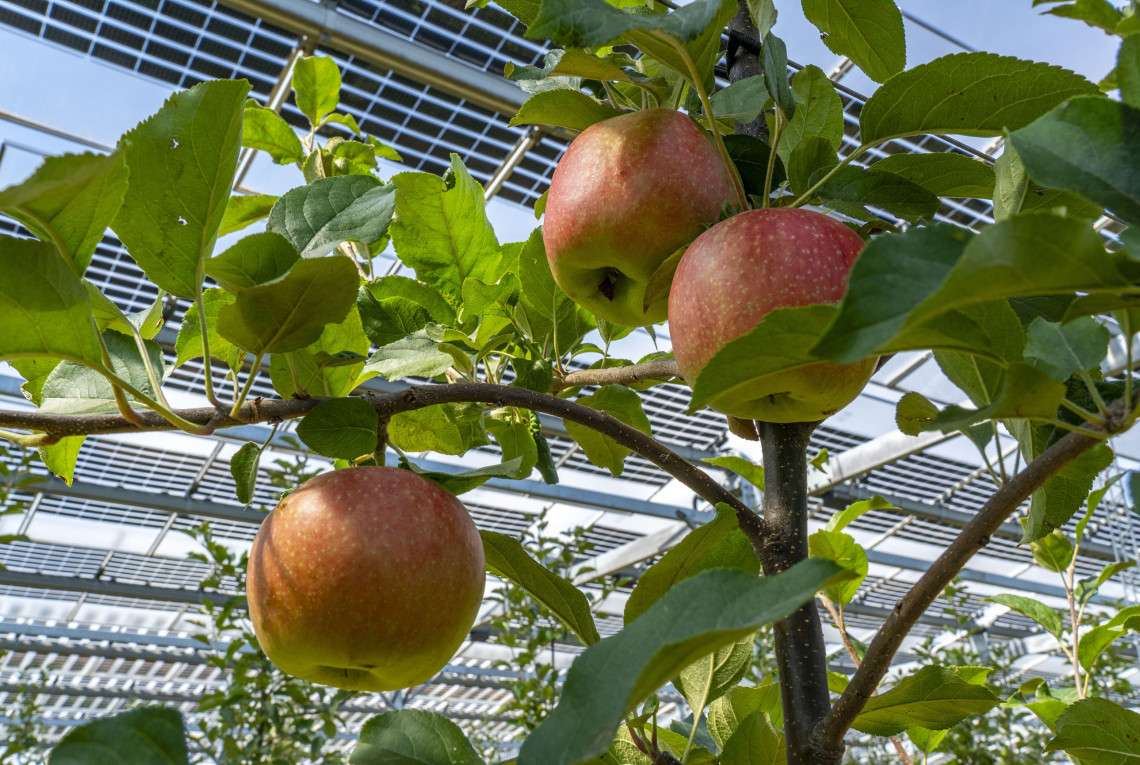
(3, 0), (1140, 762)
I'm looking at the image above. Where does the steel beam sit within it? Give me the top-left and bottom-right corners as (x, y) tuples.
(217, 0), (525, 116)
(24, 462), (699, 525)
(807, 429), (954, 494)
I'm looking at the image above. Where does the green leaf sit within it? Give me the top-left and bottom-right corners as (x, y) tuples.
(993, 142), (1029, 222)
(710, 76), (770, 124)
(724, 134), (787, 199)
(1008, 96), (1140, 227)
(267, 175), (396, 259)
(292, 56), (342, 129)
(707, 681), (783, 749)
(746, 0), (777, 39)
(174, 288), (242, 373)
(350, 708), (486, 765)
(778, 65), (844, 166)
(513, 228), (593, 350)
(690, 305), (836, 413)
(719, 709), (784, 765)
(0, 151), (127, 273)
(363, 330), (452, 380)
(296, 398), (379, 460)
(112, 79), (250, 297)
(1029, 528), (1074, 573)
(896, 391), (939, 435)
(787, 135), (837, 197)
(1076, 560), (1137, 608)
(486, 412), (539, 479)
(216, 256), (359, 355)
(674, 634), (755, 714)
(517, 560), (843, 765)
(391, 156), (500, 299)
(204, 231), (300, 293)
(1037, 0), (1122, 33)
(40, 332), (163, 415)
(826, 494), (894, 534)
(859, 53), (1098, 144)
(1118, 34), (1140, 110)
(808, 529), (867, 605)
(817, 215), (1134, 364)
(220, 193), (278, 236)
(924, 362), (1067, 433)
(389, 403), (489, 456)
(400, 457), (524, 495)
(563, 386), (651, 477)
(626, 504), (760, 625)
(703, 455), (764, 492)
(1045, 698), (1140, 763)
(230, 442), (260, 505)
(527, 0), (725, 51)
(0, 237), (104, 365)
(760, 33), (794, 119)
(872, 153), (996, 199)
(987, 593), (1064, 639)
(510, 89), (624, 132)
(1023, 444), (1115, 542)
(813, 225), (968, 363)
(852, 665), (1001, 737)
(357, 292), (434, 349)
(461, 274), (521, 321)
(800, 0), (905, 83)
(1024, 316), (1110, 382)
(242, 99), (303, 164)
(481, 530), (600, 646)
(269, 306), (371, 398)
(816, 165), (942, 222)
(48, 706), (189, 765)
(363, 276), (456, 327)
(39, 436), (85, 487)
(12, 358), (61, 406)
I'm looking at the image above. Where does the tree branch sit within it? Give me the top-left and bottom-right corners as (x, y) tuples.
(812, 421), (1112, 751)
(0, 382), (763, 537)
(552, 359), (679, 392)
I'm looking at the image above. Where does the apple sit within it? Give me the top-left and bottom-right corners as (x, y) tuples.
(246, 466), (485, 692)
(668, 208), (876, 423)
(543, 108), (738, 327)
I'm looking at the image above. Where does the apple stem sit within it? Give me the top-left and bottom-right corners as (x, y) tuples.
(788, 145), (866, 209)
(671, 39), (749, 211)
(761, 108), (786, 208)
(195, 287), (228, 412)
(229, 353), (265, 421)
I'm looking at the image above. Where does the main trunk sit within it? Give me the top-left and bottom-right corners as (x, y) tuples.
(757, 421), (840, 765)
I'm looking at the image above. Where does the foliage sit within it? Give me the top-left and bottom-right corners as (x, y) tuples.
(3, 0), (1140, 763)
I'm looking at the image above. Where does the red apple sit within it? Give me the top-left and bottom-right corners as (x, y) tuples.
(246, 466), (485, 691)
(668, 208), (876, 423)
(543, 108), (738, 327)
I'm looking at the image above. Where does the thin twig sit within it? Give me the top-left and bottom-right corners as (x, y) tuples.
(552, 359), (680, 392)
(819, 597), (914, 765)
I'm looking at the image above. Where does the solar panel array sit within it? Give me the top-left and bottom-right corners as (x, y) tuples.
(0, 0), (1138, 756)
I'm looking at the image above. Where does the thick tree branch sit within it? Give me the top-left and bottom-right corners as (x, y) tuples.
(812, 420), (1114, 751)
(0, 382), (763, 537)
(756, 420), (837, 765)
(552, 359), (679, 392)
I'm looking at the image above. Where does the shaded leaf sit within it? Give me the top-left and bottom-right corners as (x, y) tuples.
(204, 231), (299, 293)
(481, 530), (600, 645)
(48, 706), (189, 765)
(350, 709), (486, 765)
(296, 398), (379, 460)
